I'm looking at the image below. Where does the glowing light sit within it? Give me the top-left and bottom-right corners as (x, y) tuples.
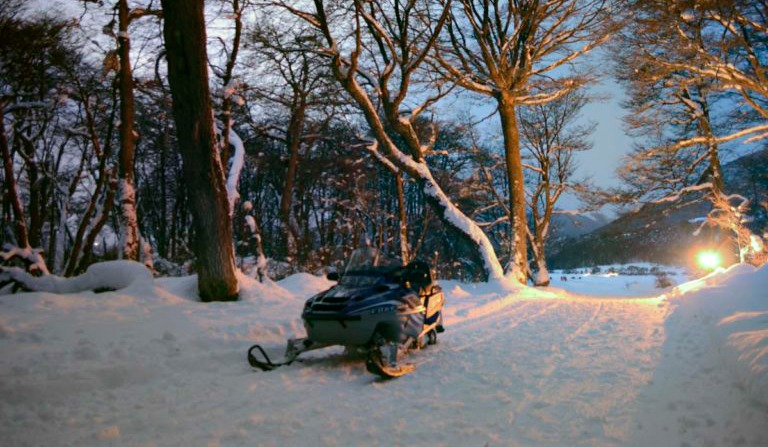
(696, 250), (721, 270)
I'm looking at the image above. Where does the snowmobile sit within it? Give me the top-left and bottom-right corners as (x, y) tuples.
(247, 247), (445, 378)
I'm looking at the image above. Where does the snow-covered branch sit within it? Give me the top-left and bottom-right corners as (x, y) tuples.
(226, 127), (245, 216)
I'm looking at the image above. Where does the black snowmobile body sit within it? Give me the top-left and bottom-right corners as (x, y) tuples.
(247, 248), (445, 378)
(302, 262), (444, 348)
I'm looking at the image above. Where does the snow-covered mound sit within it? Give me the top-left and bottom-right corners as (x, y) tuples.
(1, 260), (152, 294)
(0, 263), (765, 446)
(668, 263), (768, 404)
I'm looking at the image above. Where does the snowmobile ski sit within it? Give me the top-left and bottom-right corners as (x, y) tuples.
(247, 338), (328, 371)
(365, 357), (416, 378)
(365, 341), (416, 378)
(247, 344), (283, 371)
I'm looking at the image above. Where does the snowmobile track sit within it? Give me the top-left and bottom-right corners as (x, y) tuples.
(512, 302), (605, 417)
(447, 300), (563, 353)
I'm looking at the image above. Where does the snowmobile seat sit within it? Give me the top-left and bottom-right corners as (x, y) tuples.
(404, 260), (432, 293)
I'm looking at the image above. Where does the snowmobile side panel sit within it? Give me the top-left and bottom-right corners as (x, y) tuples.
(303, 313), (393, 346)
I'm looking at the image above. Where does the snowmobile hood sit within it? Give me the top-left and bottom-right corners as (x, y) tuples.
(302, 281), (420, 318)
(319, 283), (395, 300)
(304, 283), (399, 309)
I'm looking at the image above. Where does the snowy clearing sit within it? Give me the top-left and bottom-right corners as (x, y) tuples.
(1, 264), (766, 446)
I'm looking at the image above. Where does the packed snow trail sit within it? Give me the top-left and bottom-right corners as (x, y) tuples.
(0, 268), (766, 446)
(430, 296), (667, 447)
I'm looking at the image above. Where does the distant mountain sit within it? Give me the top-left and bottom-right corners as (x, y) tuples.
(549, 148), (768, 269)
(550, 212), (612, 239)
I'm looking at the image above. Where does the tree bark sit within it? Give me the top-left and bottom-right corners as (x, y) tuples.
(161, 0), (239, 301)
(696, 93), (725, 196)
(0, 101), (30, 248)
(395, 171), (409, 264)
(279, 99), (306, 263)
(117, 0), (140, 261)
(533, 242), (551, 286)
(498, 93), (529, 283)
(158, 122), (169, 257)
(17, 132), (43, 248)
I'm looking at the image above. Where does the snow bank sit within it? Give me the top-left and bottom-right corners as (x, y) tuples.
(0, 260), (152, 295)
(276, 272), (336, 298)
(668, 263), (768, 404)
(232, 271), (334, 304)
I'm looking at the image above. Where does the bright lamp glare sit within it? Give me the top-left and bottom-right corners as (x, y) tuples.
(696, 250), (721, 270)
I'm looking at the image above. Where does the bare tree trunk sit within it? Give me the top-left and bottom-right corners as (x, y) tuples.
(0, 101), (29, 248)
(64, 82), (117, 276)
(696, 91), (725, 196)
(218, 0), (243, 165)
(76, 172), (118, 273)
(117, 0), (139, 261)
(65, 183), (102, 275)
(158, 123), (169, 257)
(395, 171), (409, 264)
(498, 94), (529, 283)
(279, 100), (306, 263)
(17, 133), (43, 248)
(245, 213), (268, 282)
(53, 195), (67, 273)
(161, 0), (238, 301)
(533, 241), (551, 286)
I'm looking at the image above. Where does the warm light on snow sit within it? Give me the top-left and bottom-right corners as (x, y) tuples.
(696, 250), (722, 270)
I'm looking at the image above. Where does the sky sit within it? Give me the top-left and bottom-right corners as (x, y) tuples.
(575, 78), (633, 190)
(563, 76), (633, 211)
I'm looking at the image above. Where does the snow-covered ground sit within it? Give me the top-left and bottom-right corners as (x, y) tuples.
(549, 263), (688, 297)
(1, 263), (766, 446)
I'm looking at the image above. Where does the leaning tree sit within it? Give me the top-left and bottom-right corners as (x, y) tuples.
(274, 0), (507, 281)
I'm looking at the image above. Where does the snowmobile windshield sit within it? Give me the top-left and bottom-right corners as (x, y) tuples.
(340, 248), (401, 287)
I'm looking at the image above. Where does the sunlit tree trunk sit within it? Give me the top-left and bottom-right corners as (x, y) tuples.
(498, 93), (528, 283)
(117, 0), (139, 261)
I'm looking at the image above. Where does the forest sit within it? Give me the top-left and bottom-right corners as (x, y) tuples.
(2, 0), (767, 301)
